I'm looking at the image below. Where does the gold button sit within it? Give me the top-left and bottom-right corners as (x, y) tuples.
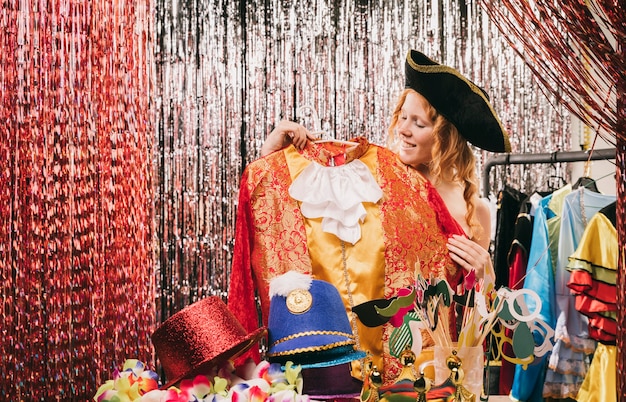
(286, 288), (313, 314)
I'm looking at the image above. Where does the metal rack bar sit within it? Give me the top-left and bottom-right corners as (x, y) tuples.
(482, 148), (616, 197)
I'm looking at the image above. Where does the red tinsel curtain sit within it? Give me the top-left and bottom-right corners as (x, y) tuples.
(478, 0), (625, 398)
(478, 0), (624, 143)
(0, 1), (156, 400)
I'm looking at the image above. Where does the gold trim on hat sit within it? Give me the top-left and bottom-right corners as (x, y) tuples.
(267, 338), (357, 357)
(268, 330), (356, 355)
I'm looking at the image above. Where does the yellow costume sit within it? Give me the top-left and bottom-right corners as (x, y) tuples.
(228, 138), (462, 384)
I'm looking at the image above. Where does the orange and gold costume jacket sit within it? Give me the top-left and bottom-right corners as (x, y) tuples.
(228, 138), (463, 384)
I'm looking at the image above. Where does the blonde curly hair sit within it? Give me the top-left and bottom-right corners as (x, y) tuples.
(387, 88), (483, 241)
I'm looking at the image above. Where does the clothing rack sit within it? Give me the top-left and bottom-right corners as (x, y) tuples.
(482, 148), (616, 197)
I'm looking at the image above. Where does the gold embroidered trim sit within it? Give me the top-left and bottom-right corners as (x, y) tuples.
(266, 339), (357, 357)
(269, 330), (355, 348)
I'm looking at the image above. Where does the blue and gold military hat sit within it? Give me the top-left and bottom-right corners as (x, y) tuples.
(267, 271), (366, 369)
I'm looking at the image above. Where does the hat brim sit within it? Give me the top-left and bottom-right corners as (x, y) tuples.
(270, 344), (367, 370)
(160, 326), (266, 389)
(405, 50), (511, 153)
(268, 332), (356, 356)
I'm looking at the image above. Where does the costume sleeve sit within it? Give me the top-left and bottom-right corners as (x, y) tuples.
(227, 167), (263, 364)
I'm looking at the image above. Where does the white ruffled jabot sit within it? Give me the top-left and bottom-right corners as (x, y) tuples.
(289, 160), (383, 244)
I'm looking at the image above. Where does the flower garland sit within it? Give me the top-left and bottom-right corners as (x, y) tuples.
(94, 359), (311, 402)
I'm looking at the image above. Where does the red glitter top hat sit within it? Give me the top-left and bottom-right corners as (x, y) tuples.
(151, 296), (266, 389)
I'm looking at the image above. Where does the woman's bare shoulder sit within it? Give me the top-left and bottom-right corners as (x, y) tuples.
(473, 196), (492, 248)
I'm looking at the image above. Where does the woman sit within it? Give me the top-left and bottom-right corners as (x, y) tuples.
(234, 51), (512, 397)
(261, 50), (511, 283)
(388, 88), (493, 282)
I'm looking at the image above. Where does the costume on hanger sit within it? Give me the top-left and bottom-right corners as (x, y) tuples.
(493, 185), (527, 290)
(228, 138), (464, 385)
(543, 188), (615, 399)
(566, 202), (617, 402)
(511, 184), (571, 402)
(498, 193), (534, 395)
(567, 201), (617, 343)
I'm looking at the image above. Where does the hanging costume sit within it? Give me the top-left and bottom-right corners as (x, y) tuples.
(228, 138), (463, 385)
(543, 188), (615, 399)
(567, 201), (618, 343)
(498, 192), (534, 395)
(493, 185), (528, 290)
(566, 202), (617, 402)
(511, 184), (571, 402)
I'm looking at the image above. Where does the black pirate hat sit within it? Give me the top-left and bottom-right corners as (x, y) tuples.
(405, 50), (511, 153)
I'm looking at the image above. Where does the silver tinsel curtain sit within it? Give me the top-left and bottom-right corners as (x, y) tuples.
(155, 0), (571, 322)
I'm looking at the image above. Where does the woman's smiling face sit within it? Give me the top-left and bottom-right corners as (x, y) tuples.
(395, 91), (435, 170)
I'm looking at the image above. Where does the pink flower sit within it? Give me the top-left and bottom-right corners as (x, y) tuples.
(178, 374), (213, 399)
(252, 360), (271, 383)
(93, 359), (160, 401)
(247, 385), (269, 402)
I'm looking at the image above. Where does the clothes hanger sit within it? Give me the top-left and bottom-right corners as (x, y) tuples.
(572, 177), (599, 192)
(572, 158), (599, 192)
(311, 136), (359, 147)
(544, 152), (567, 192)
(296, 105), (359, 147)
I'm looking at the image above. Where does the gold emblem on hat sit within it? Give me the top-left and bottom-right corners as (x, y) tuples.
(286, 288), (313, 314)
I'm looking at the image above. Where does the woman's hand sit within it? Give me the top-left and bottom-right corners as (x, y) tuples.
(260, 120), (318, 157)
(446, 234), (494, 284)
